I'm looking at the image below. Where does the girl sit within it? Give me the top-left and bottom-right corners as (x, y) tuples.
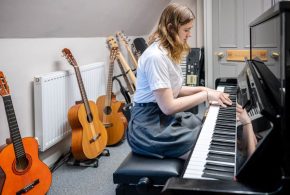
(127, 3), (232, 159)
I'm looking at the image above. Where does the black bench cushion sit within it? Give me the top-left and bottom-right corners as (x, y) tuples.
(113, 152), (184, 185)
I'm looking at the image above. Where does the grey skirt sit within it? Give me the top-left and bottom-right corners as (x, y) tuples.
(127, 103), (202, 158)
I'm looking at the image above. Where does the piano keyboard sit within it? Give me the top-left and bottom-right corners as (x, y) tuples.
(183, 85), (237, 180)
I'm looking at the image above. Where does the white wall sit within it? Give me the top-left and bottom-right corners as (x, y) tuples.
(0, 38), (108, 164)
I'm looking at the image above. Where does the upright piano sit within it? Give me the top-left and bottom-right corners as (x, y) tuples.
(162, 2), (290, 194)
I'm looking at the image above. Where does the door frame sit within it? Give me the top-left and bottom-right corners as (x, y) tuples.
(204, 0), (214, 88)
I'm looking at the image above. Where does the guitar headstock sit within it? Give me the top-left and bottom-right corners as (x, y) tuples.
(0, 71), (10, 97)
(109, 48), (118, 64)
(116, 31), (129, 46)
(62, 48), (78, 67)
(106, 36), (119, 51)
(106, 36), (118, 63)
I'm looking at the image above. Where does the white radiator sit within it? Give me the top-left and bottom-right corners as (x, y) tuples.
(34, 62), (105, 152)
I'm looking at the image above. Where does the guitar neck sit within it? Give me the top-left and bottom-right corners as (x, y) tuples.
(105, 58), (114, 107)
(3, 95), (26, 160)
(116, 60), (135, 95)
(74, 66), (93, 122)
(125, 45), (138, 69)
(116, 52), (136, 88)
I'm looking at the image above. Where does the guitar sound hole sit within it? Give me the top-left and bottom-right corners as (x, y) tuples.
(16, 156), (29, 171)
(13, 154), (32, 174)
(104, 106), (112, 115)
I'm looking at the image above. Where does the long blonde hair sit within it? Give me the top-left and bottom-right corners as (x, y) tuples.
(148, 3), (195, 64)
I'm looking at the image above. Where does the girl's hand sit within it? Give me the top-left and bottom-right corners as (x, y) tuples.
(236, 103), (251, 125)
(207, 89), (232, 107)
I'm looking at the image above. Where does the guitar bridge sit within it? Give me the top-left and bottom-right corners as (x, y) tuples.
(16, 179), (39, 195)
(104, 123), (113, 128)
(89, 134), (101, 144)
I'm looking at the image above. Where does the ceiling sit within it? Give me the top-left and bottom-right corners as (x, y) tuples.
(0, 0), (169, 38)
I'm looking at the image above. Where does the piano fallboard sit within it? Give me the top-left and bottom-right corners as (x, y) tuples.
(162, 177), (278, 195)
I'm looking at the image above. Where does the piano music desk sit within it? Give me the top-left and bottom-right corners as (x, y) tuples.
(113, 152), (184, 195)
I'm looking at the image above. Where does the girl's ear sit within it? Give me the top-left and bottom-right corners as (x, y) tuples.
(167, 23), (173, 31)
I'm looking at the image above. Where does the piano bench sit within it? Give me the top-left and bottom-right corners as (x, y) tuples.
(113, 152), (184, 195)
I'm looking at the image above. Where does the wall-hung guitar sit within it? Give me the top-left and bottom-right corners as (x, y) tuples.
(108, 36), (135, 96)
(0, 71), (52, 195)
(116, 31), (138, 69)
(96, 46), (128, 146)
(107, 36), (137, 89)
(62, 48), (107, 161)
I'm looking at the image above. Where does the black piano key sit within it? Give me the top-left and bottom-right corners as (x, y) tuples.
(214, 130), (235, 136)
(215, 125), (236, 129)
(211, 137), (235, 144)
(209, 144), (235, 153)
(209, 150), (235, 156)
(212, 134), (235, 141)
(218, 112), (235, 117)
(215, 126), (236, 132)
(214, 127), (235, 132)
(214, 129), (236, 135)
(217, 112), (235, 117)
(211, 140), (235, 147)
(203, 168), (234, 177)
(202, 172), (234, 180)
(215, 126), (236, 131)
(206, 161), (235, 170)
(204, 163), (235, 174)
(215, 123), (235, 128)
(207, 152), (235, 163)
(216, 118), (236, 124)
(206, 156), (235, 164)
(219, 107), (236, 111)
(216, 118), (236, 123)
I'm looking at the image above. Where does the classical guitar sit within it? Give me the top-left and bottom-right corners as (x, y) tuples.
(96, 47), (128, 146)
(0, 71), (52, 195)
(116, 31), (138, 69)
(107, 36), (137, 89)
(62, 48), (107, 161)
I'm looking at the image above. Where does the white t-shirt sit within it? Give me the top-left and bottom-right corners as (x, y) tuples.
(134, 41), (183, 103)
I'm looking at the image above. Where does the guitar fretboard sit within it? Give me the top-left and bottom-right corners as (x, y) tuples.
(3, 95), (26, 159)
(74, 66), (93, 123)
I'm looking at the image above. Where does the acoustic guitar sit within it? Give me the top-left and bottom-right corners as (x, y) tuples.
(107, 36), (137, 89)
(96, 46), (128, 146)
(62, 48), (107, 161)
(116, 31), (138, 69)
(0, 71), (52, 195)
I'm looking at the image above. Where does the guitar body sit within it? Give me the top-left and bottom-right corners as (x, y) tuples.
(96, 93), (127, 146)
(0, 137), (52, 195)
(68, 100), (107, 160)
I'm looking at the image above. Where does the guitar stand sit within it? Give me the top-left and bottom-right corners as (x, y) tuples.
(66, 148), (110, 168)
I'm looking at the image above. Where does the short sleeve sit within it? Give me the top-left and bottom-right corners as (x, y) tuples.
(143, 54), (171, 91)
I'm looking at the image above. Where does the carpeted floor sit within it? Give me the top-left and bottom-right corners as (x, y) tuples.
(48, 103), (206, 195)
(48, 139), (131, 195)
